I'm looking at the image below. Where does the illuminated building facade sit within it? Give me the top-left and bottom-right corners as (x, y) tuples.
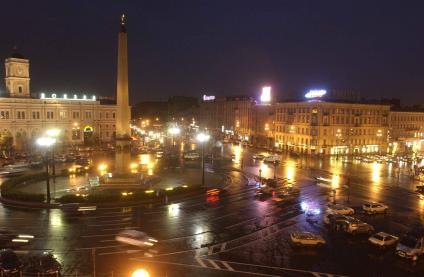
(0, 53), (116, 150)
(199, 96), (254, 139)
(389, 111), (424, 153)
(274, 101), (390, 155)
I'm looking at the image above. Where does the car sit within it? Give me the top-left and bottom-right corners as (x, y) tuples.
(0, 229), (34, 246)
(326, 204), (354, 215)
(263, 155), (281, 163)
(115, 230), (158, 248)
(396, 230), (424, 261)
(26, 252), (61, 276)
(0, 249), (22, 276)
(362, 202), (388, 214)
(184, 152), (200, 160)
(252, 154), (265, 160)
(290, 231), (325, 246)
(342, 217), (374, 235)
(368, 232), (399, 248)
(324, 213), (348, 225)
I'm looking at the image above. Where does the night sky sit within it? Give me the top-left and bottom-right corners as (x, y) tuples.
(1, 0), (424, 104)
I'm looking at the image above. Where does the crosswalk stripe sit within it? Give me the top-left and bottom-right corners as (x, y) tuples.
(208, 259), (221, 269)
(311, 272), (321, 277)
(195, 257), (207, 267)
(221, 261), (234, 271)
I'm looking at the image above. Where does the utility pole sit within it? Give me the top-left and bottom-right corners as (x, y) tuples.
(92, 248), (96, 277)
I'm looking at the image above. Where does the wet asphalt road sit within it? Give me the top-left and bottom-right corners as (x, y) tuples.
(1, 145), (424, 277)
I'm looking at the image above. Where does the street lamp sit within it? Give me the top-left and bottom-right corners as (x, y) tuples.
(132, 269), (150, 277)
(37, 136), (56, 204)
(168, 126), (181, 147)
(46, 128), (61, 181)
(197, 132), (210, 187)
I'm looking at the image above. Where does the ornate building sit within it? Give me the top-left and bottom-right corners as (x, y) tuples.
(0, 53), (117, 150)
(274, 101), (390, 155)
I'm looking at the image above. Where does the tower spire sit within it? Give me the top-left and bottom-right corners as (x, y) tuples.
(120, 14), (126, 32)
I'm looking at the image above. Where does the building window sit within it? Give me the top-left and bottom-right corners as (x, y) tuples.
(32, 111), (40, 119)
(0, 111), (9, 119)
(72, 111), (80, 119)
(17, 111), (25, 119)
(112, 112), (115, 119)
(59, 111), (66, 120)
(46, 111), (54, 119)
(106, 113), (109, 119)
(18, 86), (23, 93)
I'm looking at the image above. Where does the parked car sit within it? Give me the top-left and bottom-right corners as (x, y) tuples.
(252, 154), (265, 160)
(362, 202), (388, 214)
(396, 230), (424, 261)
(326, 204), (354, 215)
(26, 252), (61, 276)
(263, 155), (281, 163)
(115, 230), (158, 248)
(368, 232), (398, 248)
(324, 213), (348, 226)
(184, 152), (200, 160)
(342, 217), (374, 235)
(290, 231), (325, 246)
(0, 249), (22, 276)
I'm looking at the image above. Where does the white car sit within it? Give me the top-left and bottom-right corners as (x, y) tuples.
(327, 204), (354, 215)
(263, 155), (281, 163)
(290, 231), (325, 246)
(252, 154), (265, 160)
(362, 202), (388, 214)
(368, 232), (398, 247)
(184, 152), (200, 160)
(115, 230), (158, 248)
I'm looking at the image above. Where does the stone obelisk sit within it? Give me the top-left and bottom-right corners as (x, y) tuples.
(115, 14), (132, 175)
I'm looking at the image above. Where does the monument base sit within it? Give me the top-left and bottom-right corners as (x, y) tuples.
(102, 172), (143, 185)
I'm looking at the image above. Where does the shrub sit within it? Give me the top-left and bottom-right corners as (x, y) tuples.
(57, 194), (86, 204)
(1, 191), (45, 202)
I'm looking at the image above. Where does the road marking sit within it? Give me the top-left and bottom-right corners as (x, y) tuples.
(98, 249), (142, 256)
(221, 261), (234, 271)
(133, 259), (281, 277)
(195, 257), (207, 267)
(208, 246), (214, 255)
(208, 259), (221, 269)
(312, 273), (321, 277)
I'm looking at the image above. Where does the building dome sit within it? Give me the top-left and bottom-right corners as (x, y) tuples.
(10, 52), (26, 59)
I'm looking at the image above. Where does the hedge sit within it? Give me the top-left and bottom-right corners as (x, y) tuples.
(56, 185), (204, 204)
(0, 173), (47, 202)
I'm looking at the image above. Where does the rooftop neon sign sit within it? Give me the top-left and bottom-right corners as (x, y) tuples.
(40, 93), (96, 101)
(305, 89), (326, 99)
(260, 86), (271, 102)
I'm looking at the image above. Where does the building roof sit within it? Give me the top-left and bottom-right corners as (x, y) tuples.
(10, 52), (26, 59)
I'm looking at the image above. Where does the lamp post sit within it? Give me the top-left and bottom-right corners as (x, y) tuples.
(197, 132), (210, 187)
(37, 136), (56, 204)
(168, 126), (181, 149)
(46, 128), (61, 182)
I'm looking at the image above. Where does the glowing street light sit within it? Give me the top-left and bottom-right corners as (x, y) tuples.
(131, 269), (150, 277)
(37, 136), (56, 204)
(168, 126), (181, 146)
(46, 128), (61, 137)
(46, 128), (61, 181)
(197, 132), (210, 187)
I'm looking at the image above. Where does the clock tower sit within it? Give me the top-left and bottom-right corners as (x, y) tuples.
(4, 53), (30, 98)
